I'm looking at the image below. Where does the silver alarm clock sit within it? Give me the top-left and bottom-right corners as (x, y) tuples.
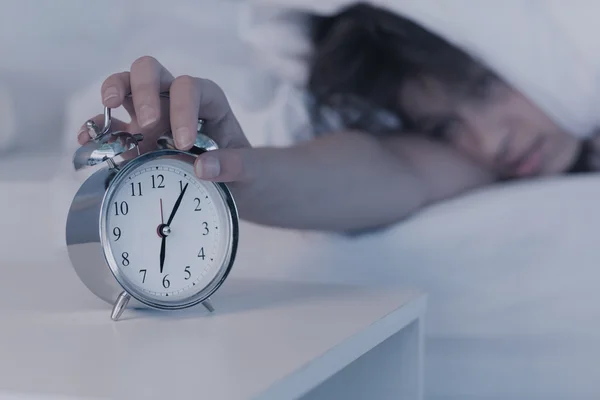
(66, 102), (239, 321)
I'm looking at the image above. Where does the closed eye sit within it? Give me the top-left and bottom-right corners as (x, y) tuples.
(417, 117), (460, 141)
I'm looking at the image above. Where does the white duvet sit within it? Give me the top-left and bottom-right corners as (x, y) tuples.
(3, 0), (600, 398)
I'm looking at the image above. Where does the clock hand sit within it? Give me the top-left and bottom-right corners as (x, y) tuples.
(160, 198), (164, 224)
(159, 184), (188, 274)
(166, 182), (189, 226)
(158, 198), (167, 273)
(160, 235), (166, 274)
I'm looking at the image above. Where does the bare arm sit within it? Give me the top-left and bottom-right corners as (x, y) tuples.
(222, 130), (496, 232)
(83, 57), (496, 233)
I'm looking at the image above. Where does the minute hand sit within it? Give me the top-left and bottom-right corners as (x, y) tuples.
(167, 183), (189, 226)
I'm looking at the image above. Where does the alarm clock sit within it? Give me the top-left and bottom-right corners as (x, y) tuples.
(65, 102), (239, 321)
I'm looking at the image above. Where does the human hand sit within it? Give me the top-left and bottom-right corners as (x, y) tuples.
(77, 56), (252, 182)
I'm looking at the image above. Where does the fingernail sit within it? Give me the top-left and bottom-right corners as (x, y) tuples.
(102, 86), (119, 103)
(175, 127), (194, 149)
(138, 104), (157, 127)
(195, 155), (220, 179)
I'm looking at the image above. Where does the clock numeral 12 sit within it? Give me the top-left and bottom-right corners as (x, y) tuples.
(152, 174), (165, 189)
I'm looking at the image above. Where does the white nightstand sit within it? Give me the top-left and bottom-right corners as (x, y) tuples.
(0, 249), (427, 400)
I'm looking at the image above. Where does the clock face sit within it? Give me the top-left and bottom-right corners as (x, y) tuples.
(100, 154), (235, 308)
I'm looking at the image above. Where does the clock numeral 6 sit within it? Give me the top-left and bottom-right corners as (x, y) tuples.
(162, 274), (170, 289)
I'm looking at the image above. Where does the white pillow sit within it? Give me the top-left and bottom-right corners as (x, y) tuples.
(239, 0), (600, 138)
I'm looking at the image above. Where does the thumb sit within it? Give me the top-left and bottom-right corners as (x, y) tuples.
(193, 148), (254, 183)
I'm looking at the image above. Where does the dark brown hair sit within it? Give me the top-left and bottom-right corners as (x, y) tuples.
(307, 2), (496, 135)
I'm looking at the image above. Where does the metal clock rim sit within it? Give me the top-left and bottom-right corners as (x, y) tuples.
(98, 149), (239, 311)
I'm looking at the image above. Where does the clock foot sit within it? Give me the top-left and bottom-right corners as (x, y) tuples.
(202, 299), (214, 313)
(111, 291), (131, 321)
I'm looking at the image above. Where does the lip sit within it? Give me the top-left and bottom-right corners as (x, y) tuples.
(507, 138), (544, 177)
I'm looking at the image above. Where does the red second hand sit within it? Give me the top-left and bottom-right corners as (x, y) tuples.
(160, 198), (164, 224)
(157, 199), (165, 238)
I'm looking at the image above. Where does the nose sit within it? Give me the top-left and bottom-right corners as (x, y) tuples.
(460, 109), (511, 168)
(477, 127), (511, 166)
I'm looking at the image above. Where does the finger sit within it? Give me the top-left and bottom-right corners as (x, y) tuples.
(193, 148), (253, 183)
(170, 76), (249, 150)
(122, 96), (136, 121)
(169, 75), (201, 149)
(129, 56), (174, 129)
(101, 76), (137, 125)
(101, 72), (130, 108)
(77, 114), (130, 145)
(197, 78), (250, 149)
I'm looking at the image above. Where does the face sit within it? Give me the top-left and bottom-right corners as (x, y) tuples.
(398, 75), (581, 179)
(103, 156), (234, 307)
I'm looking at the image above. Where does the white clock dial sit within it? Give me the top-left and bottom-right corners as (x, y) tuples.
(101, 156), (233, 305)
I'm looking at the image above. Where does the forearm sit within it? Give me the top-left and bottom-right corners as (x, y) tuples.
(88, 59), (492, 232)
(229, 131), (490, 232)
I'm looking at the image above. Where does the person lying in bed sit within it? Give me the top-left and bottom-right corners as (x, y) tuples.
(77, 3), (598, 234)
